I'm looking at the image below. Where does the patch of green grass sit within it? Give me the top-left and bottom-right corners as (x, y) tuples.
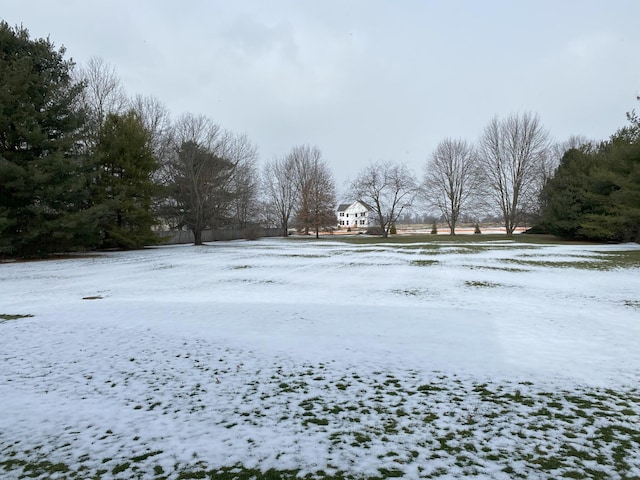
(378, 467), (404, 477)
(471, 265), (530, 273)
(596, 249), (640, 269)
(0, 313), (33, 321)
(423, 412), (438, 423)
(417, 383), (444, 394)
(410, 259), (438, 266)
(302, 417), (329, 427)
(504, 249), (640, 271)
(112, 461), (131, 475)
(333, 233), (559, 245)
(3, 372), (640, 480)
(131, 450), (163, 463)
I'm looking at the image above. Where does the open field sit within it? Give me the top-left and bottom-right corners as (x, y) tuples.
(1, 237), (639, 479)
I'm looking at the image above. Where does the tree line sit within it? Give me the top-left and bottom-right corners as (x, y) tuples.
(417, 109), (639, 243)
(1, 22), (638, 257)
(537, 109), (640, 243)
(0, 22), (338, 256)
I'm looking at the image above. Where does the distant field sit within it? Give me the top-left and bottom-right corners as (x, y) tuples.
(1, 238), (639, 479)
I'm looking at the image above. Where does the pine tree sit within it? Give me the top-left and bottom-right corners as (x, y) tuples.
(92, 112), (160, 249)
(0, 22), (101, 256)
(539, 109), (640, 243)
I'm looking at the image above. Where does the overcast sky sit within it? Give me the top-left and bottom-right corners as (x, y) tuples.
(4, 0), (640, 193)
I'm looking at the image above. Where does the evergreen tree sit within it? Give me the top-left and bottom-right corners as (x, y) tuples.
(0, 22), (101, 256)
(582, 116), (640, 242)
(92, 111), (160, 249)
(539, 110), (640, 243)
(539, 148), (596, 239)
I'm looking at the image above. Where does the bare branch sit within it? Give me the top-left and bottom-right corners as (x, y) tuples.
(422, 138), (480, 234)
(477, 112), (551, 234)
(350, 161), (417, 237)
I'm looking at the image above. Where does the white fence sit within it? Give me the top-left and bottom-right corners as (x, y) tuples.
(156, 228), (283, 245)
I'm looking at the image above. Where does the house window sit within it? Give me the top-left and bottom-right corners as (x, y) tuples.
(339, 212), (344, 217)
(354, 213), (358, 217)
(346, 213), (349, 217)
(360, 219), (365, 225)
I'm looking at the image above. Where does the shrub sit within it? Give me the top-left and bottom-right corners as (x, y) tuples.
(431, 222), (438, 235)
(390, 224), (397, 235)
(474, 223), (482, 234)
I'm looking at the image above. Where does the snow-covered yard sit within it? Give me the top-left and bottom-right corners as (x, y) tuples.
(1, 238), (639, 479)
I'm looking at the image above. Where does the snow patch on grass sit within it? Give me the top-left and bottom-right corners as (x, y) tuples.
(1, 238), (639, 479)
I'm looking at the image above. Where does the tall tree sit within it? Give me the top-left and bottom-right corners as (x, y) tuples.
(130, 94), (173, 167)
(0, 22), (101, 256)
(541, 110), (640, 242)
(92, 111), (159, 249)
(289, 145), (337, 237)
(166, 114), (236, 245)
(423, 138), (480, 235)
(538, 147), (596, 239)
(477, 112), (551, 235)
(75, 57), (128, 149)
(262, 155), (296, 237)
(350, 161), (417, 238)
(129, 94), (174, 225)
(223, 133), (259, 229)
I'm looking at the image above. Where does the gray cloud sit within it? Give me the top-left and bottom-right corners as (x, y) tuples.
(3, 0), (640, 193)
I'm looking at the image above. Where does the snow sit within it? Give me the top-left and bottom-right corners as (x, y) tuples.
(1, 238), (639, 479)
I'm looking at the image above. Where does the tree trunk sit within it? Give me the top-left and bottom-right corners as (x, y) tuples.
(193, 228), (203, 245)
(505, 220), (514, 236)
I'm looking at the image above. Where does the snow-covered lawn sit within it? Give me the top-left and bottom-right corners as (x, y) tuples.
(1, 238), (639, 479)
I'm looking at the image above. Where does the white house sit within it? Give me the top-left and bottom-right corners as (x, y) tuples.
(336, 200), (376, 228)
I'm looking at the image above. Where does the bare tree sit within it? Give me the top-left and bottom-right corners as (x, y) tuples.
(166, 114), (236, 245)
(549, 135), (596, 174)
(130, 94), (173, 167)
(477, 112), (551, 235)
(75, 57), (128, 146)
(224, 133), (259, 229)
(423, 138), (480, 235)
(289, 145), (337, 237)
(262, 155), (296, 236)
(350, 161), (418, 237)
(307, 161), (337, 238)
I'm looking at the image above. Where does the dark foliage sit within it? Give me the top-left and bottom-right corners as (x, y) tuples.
(538, 111), (640, 243)
(0, 22), (102, 257)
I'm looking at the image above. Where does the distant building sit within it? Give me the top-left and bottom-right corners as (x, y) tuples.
(336, 200), (376, 228)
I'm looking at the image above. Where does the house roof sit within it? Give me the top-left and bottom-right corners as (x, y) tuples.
(357, 200), (374, 211)
(337, 200), (374, 212)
